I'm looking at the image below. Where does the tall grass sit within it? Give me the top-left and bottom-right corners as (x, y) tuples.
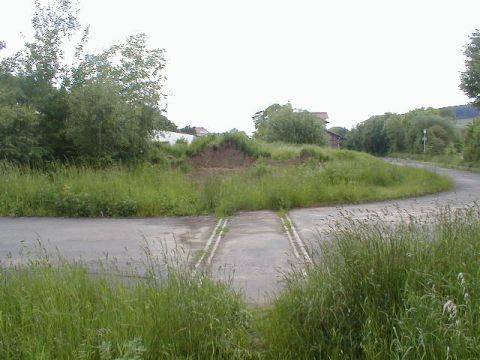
(0, 251), (254, 359)
(2, 207), (480, 358)
(0, 151), (452, 217)
(261, 206), (480, 359)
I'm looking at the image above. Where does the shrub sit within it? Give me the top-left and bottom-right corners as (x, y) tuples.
(464, 118), (480, 163)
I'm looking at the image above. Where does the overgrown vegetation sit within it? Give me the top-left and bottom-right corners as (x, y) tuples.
(0, 134), (453, 217)
(3, 207), (480, 358)
(346, 108), (463, 156)
(0, 0), (175, 166)
(0, 253), (253, 359)
(261, 206), (480, 359)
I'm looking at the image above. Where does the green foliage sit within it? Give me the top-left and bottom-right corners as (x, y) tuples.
(347, 115), (389, 155)
(66, 81), (162, 163)
(464, 118), (480, 163)
(253, 103), (327, 145)
(0, 0), (174, 165)
(262, 207), (480, 359)
(71, 33), (168, 111)
(0, 256), (253, 359)
(348, 108), (461, 156)
(0, 105), (46, 163)
(461, 30), (480, 107)
(0, 146), (452, 217)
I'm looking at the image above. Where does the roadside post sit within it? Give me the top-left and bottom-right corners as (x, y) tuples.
(422, 129), (427, 154)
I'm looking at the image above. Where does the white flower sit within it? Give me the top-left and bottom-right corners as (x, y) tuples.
(443, 299), (457, 320)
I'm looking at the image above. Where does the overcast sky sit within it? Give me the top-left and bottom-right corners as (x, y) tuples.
(2, 0), (479, 133)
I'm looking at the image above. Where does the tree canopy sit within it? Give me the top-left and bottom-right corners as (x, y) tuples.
(253, 103), (326, 145)
(346, 108), (461, 156)
(0, 0), (175, 165)
(461, 30), (480, 108)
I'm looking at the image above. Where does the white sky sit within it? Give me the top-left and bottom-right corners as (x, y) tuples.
(2, 0), (479, 133)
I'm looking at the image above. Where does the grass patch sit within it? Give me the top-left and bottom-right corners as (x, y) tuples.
(261, 206), (480, 359)
(0, 255), (254, 359)
(0, 142), (453, 217)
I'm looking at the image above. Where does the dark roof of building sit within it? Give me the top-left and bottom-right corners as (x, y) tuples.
(326, 129), (345, 139)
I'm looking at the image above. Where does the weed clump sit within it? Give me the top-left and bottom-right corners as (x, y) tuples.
(0, 251), (253, 359)
(261, 206), (480, 359)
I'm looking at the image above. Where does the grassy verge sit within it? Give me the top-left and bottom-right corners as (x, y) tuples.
(0, 257), (254, 359)
(390, 152), (480, 172)
(261, 206), (480, 359)
(0, 152), (452, 217)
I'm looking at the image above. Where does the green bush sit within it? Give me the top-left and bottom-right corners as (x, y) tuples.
(0, 105), (46, 164)
(464, 118), (480, 163)
(254, 103), (327, 145)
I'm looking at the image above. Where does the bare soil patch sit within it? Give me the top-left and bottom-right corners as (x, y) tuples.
(191, 143), (255, 168)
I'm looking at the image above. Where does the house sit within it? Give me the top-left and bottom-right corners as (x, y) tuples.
(311, 112), (344, 148)
(193, 127), (209, 137)
(153, 131), (196, 145)
(326, 129), (343, 148)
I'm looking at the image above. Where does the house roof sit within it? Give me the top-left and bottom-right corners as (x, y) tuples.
(326, 129), (344, 139)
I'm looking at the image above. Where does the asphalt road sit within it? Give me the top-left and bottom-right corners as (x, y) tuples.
(0, 216), (217, 273)
(290, 160), (480, 251)
(1, 160), (479, 303)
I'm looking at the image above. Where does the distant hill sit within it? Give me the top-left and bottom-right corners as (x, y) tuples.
(440, 105), (480, 127)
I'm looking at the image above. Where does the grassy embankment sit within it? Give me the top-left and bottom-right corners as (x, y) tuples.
(0, 134), (452, 217)
(390, 152), (480, 172)
(2, 207), (480, 358)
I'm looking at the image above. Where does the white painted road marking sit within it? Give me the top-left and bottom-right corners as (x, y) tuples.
(206, 218), (228, 265)
(283, 213), (313, 265)
(194, 218), (224, 270)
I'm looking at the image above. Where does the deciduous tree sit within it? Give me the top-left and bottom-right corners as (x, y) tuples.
(253, 103), (326, 145)
(461, 30), (480, 108)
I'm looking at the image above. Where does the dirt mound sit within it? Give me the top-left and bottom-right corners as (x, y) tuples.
(191, 143), (255, 168)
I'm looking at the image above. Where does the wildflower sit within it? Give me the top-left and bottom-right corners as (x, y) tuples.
(443, 299), (457, 320)
(458, 272), (470, 304)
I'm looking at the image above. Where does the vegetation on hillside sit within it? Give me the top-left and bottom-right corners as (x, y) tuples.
(0, 133), (452, 217)
(3, 206), (480, 358)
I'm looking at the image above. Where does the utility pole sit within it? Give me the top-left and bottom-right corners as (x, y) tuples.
(422, 129), (427, 154)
